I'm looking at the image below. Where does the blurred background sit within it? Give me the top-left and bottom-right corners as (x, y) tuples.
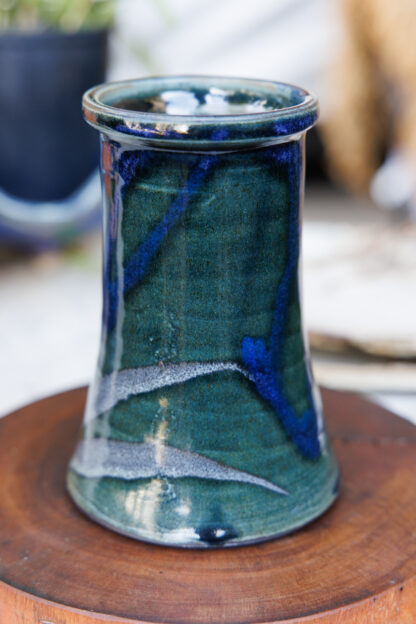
(1, 0), (415, 423)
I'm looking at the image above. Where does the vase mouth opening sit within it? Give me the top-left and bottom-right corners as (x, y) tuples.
(83, 75), (318, 149)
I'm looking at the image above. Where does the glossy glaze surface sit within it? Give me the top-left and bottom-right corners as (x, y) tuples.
(67, 77), (339, 547)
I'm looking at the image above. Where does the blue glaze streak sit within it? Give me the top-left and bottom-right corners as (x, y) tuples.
(103, 146), (154, 332)
(106, 153), (217, 331)
(241, 141), (320, 460)
(272, 112), (317, 138)
(122, 157), (216, 294)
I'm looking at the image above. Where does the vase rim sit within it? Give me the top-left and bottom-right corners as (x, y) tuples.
(83, 75), (318, 149)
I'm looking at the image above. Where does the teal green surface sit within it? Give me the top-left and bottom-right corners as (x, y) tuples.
(68, 121), (338, 547)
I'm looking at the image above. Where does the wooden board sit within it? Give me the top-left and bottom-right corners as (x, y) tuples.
(0, 387), (415, 624)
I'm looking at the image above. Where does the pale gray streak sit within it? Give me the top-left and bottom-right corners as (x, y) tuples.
(70, 439), (288, 496)
(95, 361), (250, 414)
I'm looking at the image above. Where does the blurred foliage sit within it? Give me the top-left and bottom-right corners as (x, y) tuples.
(0, 0), (115, 31)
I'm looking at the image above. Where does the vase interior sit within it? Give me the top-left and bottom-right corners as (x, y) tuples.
(96, 76), (308, 117)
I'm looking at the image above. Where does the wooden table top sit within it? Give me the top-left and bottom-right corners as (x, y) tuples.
(0, 387), (415, 623)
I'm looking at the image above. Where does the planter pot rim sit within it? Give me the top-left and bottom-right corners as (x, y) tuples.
(0, 28), (109, 48)
(83, 75), (319, 150)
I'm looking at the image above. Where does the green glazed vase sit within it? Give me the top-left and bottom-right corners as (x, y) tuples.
(67, 76), (339, 548)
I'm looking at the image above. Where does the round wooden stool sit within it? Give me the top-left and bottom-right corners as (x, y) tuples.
(0, 387), (415, 623)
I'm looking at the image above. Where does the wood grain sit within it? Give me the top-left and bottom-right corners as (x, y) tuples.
(0, 387), (415, 624)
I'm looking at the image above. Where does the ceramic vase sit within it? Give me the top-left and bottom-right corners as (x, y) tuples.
(67, 76), (339, 548)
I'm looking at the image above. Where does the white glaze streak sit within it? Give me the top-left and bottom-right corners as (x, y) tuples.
(70, 439), (288, 496)
(95, 361), (250, 415)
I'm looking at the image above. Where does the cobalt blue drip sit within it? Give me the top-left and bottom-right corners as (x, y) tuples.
(105, 153), (218, 331)
(117, 148), (154, 187)
(103, 146), (156, 332)
(272, 112), (317, 138)
(241, 337), (319, 459)
(104, 126), (229, 332)
(269, 143), (300, 367)
(210, 128), (229, 141)
(241, 141), (320, 460)
(122, 155), (217, 295)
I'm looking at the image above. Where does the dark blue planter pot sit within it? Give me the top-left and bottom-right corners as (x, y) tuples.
(0, 29), (108, 202)
(67, 76), (339, 548)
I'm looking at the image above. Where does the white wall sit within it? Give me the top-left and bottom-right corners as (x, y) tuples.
(111, 0), (339, 115)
